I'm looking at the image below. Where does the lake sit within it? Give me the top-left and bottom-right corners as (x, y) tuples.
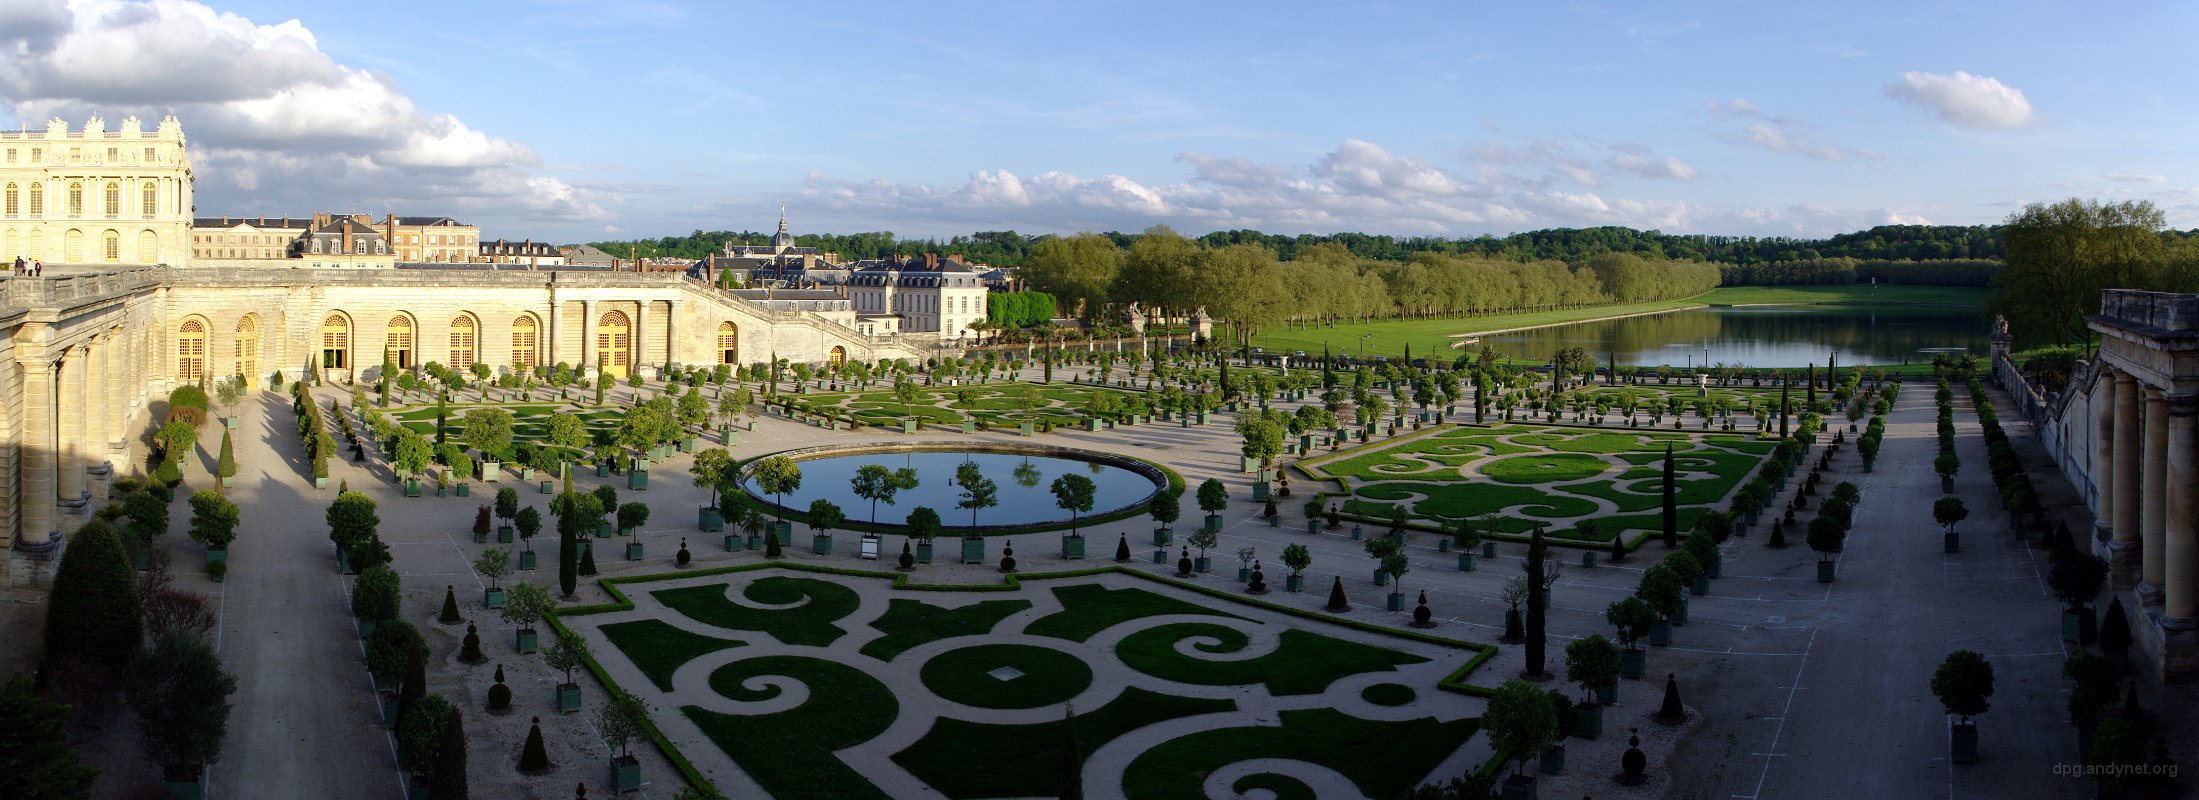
(1475, 304), (1989, 368)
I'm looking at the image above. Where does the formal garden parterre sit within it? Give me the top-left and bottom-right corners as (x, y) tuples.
(553, 564), (1496, 800)
(1296, 423), (1778, 541)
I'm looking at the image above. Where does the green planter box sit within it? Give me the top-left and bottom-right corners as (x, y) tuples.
(403, 480), (423, 498)
(1458, 552), (1478, 571)
(682, 437), (701, 453)
(518, 550), (536, 570)
(1483, 541), (1498, 558)
(1286, 574), (1304, 592)
(699, 507), (725, 532)
(614, 756), (642, 793)
(516, 628), (539, 654)
(626, 541), (644, 561)
(1385, 592), (1405, 611)
(497, 524), (514, 543)
(1019, 422), (1036, 436)
(598, 522), (614, 537)
(1648, 621), (1672, 647)
(962, 420), (976, 434)
(1152, 548), (1168, 564)
(723, 534), (741, 552)
(1951, 722), (1978, 764)
(1084, 418), (1103, 432)
(314, 476), (329, 489)
(903, 420), (920, 434)
(557, 683), (582, 713)
(1251, 481), (1270, 502)
(1817, 561), (1837, 583)
(436, 484), (448, 497)
(204, 548), (228, 569)
(916, 541), (934, 563)
(1620, 648), (1645, 678)
(481, 461), (500, 481)
(812, 533), (833, 555)
(484, 587), (505, 609)
(773, 521), (793, 545)
(961, 537), (986, 565)
(1195, 556), (1211, 573)
(1691, 575), (1709, 595)
(540, 480), (554, 494)
(1582, 551), (1597, 569)
(160, 765), (208, 800)
(597, 463), (611, 478)
(629, 470), (649, 490)
(1204, 514), (1221, 533)
(1153, 528), (1173, 546)
(219, 476), (234, 488)
(472, 529), (488, 544)
(1372, 569), (1389, 586)
(1061, 534), (1085, 559)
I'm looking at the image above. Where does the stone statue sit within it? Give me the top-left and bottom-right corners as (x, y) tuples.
(1123, 302), (1146, 334)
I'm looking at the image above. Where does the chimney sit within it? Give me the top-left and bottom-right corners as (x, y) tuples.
(924, 253), (938, 269)
(342, 221), (352, 255)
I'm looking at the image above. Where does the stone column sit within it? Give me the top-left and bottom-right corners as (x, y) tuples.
(2163, 399), (2198, 625)
(105, 328), (128, 463)
(83, 338), (108, 479)
(2141, 387), (2169, 604)
(56, 348), (86, 512)
(2111, 371), (2143, 587)
(580, 299), (596, 375)
(664, 301), (677, 369)
(633, 302), (648, 374)
(545, 292), (560, 367)
(2095, 371), (2118, 541)
(15, 359), (56, 551)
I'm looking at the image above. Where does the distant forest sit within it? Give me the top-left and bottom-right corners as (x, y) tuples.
(581, 224), (2198, 289)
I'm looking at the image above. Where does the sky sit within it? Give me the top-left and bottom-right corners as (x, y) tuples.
(3, 0), (2196, 244)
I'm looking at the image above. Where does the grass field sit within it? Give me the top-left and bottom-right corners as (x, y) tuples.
(1249, 284), (1987, 360)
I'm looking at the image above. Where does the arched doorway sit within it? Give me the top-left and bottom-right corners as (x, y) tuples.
(139, 230), (158, 263)
(386, 315), (415, 368)
(717, 321), (739, 365)
(235, 314), (260, 381)
(177, 318), (207, 381)
(597, 310), (631, 378)
(828, 346), (847, 369)
(449, 314), (478, 371)
(511, 315), (538, 372)
(321, 313), (351, 372)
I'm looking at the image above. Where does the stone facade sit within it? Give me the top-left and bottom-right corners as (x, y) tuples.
(846, 254), (988, 343)
(1, 116), (193, 266)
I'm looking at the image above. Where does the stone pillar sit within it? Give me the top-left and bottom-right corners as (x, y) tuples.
(2163, 399), (2198, 625)
(545, 293), (560, 367)
(580, 300), (596, 375)
(2095, 372), (2117, 542)
(105, 329), (128, 463)
(56, 348), (86, 512)
(83, 338), (108, 480)
(2111, 371), (2143, 587)
(2141, 388), (2169, 604)
(15, 359), (56, 551)
(664, 301), (677, 369)
(633, 302), (647, 375)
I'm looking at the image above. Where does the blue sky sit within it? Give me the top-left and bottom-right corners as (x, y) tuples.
(4, 0), (2195, 243)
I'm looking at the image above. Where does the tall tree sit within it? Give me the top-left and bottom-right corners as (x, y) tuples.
(1662, 444), (1679, 548)
(44, 520), (140, 672)
(1021, 233), (1123, 320)
(1992, 198), (2171, 347)
(0, 672), (99, 800)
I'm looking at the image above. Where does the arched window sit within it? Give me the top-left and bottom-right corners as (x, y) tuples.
(511, 315), (538, 370)
(177, 319), (206, 381)
(449, 314), (477, 371)
(28, 230), (42, 260)
(596, 310), (631, 378)
(4, 183), (15, 216)
(103, 182), (119, 218)
(321, 313), (350, 370)
(141, 183), (158, 217)
(27, 183), (41, 216)
(717, 321), (739, 365)
(102, 230), (119, 262)
(235, 314), (260, 381)
(829, 346), (847, 369)
(3, 231), (16, 259)
(387, 315), (414, 368)
(139, 230), (158, 263)
(66, 182), (82, 216)
(64, 229), (82, 261)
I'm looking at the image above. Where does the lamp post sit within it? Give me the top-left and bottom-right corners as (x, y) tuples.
(1358, 334), (1370, 361)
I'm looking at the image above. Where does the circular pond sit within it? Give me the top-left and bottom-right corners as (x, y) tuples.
(741, 444), (1167, 529)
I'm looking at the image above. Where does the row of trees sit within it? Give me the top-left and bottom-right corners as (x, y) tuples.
(1717, 258), (2002, 287)
(1994, 198), (2199, 347)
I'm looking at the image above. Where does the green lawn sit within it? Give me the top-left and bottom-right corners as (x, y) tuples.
(893, 687), (1237, 800)
(599, 619), (742, 691)
(1114, 623), (1427, 696)
(919, 643), (1093, 709)
(1123, 708), (1479, 800)
(860, 598), (1032, 661)
(653, 577), (861, 647)
(685, 655), (899, 800)
(1246, 284), (1985, 359)
(1024, 583), (1242, 642)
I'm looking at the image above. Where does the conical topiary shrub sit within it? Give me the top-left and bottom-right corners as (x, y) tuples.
(460, 622), (484, 663)
(217, 428), (236, 481)
(487, 665), (511, 711)
(439, 585), (462, 624)
(1114, 534), (1131, 563)
(579, 543), (598, 576)
(1657, 673), (1685, 723)
(519, 716), (550, 772)
(1609, 533), (1627, 563)
(764, 529), (782, 560)
(1325, 576), (1350, 612)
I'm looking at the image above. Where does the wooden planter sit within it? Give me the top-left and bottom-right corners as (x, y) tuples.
(1061, 534), (1085, 560)
(516, 628), (539, 654)
(916, 541), (934, 563)
(557, 682), (582, 713)
(518, 550), (537, 570)
(811, 534), (833, 555)
(1620, 648), (1646, 678)
(484, 587), (505, 609)
(961, 537), (986, 565)
(625, 541), (645, 561)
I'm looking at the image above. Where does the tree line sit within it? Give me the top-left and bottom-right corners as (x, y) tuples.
(1993, 198), (2199, 347)
(1018, 227), (1719, 338)
(1718, 258), (2002, 287)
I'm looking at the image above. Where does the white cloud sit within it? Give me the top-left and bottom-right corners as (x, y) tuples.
(793, 139), (1902, 238)
(2103, 172), (2167, 184)
(1885, 70), (2033, 129)
(0, 0), (610, 231)
(1709, 98), (1880, 162)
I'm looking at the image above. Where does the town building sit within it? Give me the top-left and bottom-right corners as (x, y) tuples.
(383, 216), (479, 263)
(480, 239), (566, 268)
(847, 253), (989, 342)
(193, 216), (310, 261)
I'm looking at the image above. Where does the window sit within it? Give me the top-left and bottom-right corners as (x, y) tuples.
(27, 183), (40, 216)
(103, 182), (120, 218)
(142, 183), (157, 216)
(4, 183), (14, 216)
(67, 182), (82, 216)
(177, 320), (206, 381)
(29, 148), (41, 162)
(511, 316), (537, 368)
(235, 314), (260, 380)
(139, 231), (158, 263)
(449, 315), (476, 370)
(102, 230), (118, 262)
(321, 313), (350, 370)
(64, 229), (82, 261)
(4, 148), (12, 163)
(595, 310), (631, 377)
(143, 147), (156, 163)
(386, 315), (414, 368)
(28, 231), (41, 260)
(717, 321), (738, 364)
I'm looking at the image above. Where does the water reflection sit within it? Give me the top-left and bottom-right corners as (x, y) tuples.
(1479, 305), (1988, 368)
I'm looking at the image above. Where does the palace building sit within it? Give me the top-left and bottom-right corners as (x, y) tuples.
(0, 117), (926, 577)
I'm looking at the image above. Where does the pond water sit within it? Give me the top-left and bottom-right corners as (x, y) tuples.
(1476, 304), (1989, 368)
(742, 449), (1161, 528)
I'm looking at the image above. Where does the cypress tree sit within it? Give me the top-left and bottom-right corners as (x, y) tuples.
(1525, 529), (1547, 678)
(1779, 381), (1791, 439)
(1805, 364), (1817, 408)
(1662, 444), (1679, 548)
(519, 716), (550, 773)
(557, 476), (578, 597)
(429, 704), (469, 800)
(217, 428), (236, 480)
(43, 520), (140, 671)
